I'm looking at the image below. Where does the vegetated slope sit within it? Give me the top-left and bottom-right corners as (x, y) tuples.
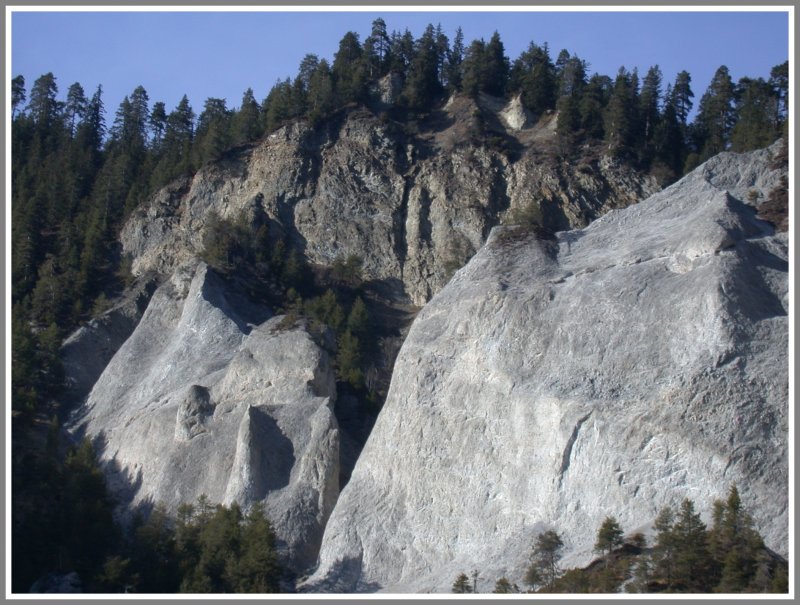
(305, 141), (788, 593)
(121, 90), (659, 307)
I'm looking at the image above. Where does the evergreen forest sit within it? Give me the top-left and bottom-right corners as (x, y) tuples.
(10, 18), (790, 593)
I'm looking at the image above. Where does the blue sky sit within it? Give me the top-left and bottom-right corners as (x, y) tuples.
(10, 9), (790, 121)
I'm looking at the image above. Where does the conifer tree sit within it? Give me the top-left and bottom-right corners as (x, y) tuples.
(195, 97), (231, 165)
(12, 74), (26, 118)
(306, 60), (334, 124)
(517, 42), (556, 115)
(402, 24), (443, 111)
(149, 101), (167, 149)
(460, 39), (487, 97)
(652, 506), (678, 589)
(730, 77), (778, 152)
(365, 18), (391, 77)
(709, 485), (765, 592)
(652, 84), (685, 178)
(671, 70), (694, 126)
(64, 82), (87, 136)
(484, 31), (509, 97)
(604, 67), (639, 157)
(452, 572), (472, 593)
(594, 516), (624, 558)
(694, 65), (736, 160)
(529, 530), (564, 589)
(388, 28), (415, 75)
(671, 498), (713, 591)
(231, 88), (261, 145)
(579, 74), (611, 139)
(769, 61), (788, 136)
(28, 72), (60, 132)
(445, 27), (465, 93)
(332, 31), (366, 105)
(638, 65), (663, 162)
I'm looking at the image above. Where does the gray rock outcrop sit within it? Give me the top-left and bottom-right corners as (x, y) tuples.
(306, 143), (788, 592)
(68, 260), (340, 571)
(61, 276), (158, 403)
(120, 98), (659, 306)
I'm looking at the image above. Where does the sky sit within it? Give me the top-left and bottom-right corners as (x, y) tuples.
(9, 9), (791, 122)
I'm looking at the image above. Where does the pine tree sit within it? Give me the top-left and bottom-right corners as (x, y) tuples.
(638, 65), (663, 162)
(64, 82), (87, 136)
(12, 74), (26, 118)
(769, 61), (788, 137)
(594, 516), (624, 558)
(231, 88), (261, 145)
(226, 502), (281, 592)
(671, 498), (713, 591)
(529, 530), (564, 589)
(28, 72), (60, 132)
(652, 506), (677, 589)
(445, 26), (465, 93)
(346, 296), (370, 337)
(671, 70), (694, 126)
(293, 54), (320, 114)
(730, 77), (779, 152)
(263, 78), (297, 133)
(709, 485), (765, 592)
(460, 39), (487, 98)
(694, 65), (736, 160)
(195, 97), (231, 165)
(653, 85), (685, 179)
(337, 330), (364, 389)
(484, 31), (509, 97)
(365, 18), (391, 78)
(604, 67), (639, 157)
(555, 55), (586, 144)
(149, 101), (167, 149)
(452, 572), (472, 593)
(434, 24), (450, 87)
(402, 24), (443, 111)
(517, 42), (556, 116)
(332, 31), (366, 105)
(306, 60), (334, 125)
(580, 74), (611, 139)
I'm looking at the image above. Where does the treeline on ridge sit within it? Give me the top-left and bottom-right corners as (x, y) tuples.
(10, 19), (789, 423)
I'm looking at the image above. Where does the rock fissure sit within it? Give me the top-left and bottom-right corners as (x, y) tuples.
(558, 412), (593, 485)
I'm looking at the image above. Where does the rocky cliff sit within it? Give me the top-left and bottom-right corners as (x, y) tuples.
(66, 94), (659, 579)
(67, 260), (340, 571)
(305, 142), (789, 592)
(120, 94), (659, 306)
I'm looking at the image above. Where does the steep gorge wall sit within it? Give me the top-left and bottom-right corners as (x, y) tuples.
(67, 261), (340, 571)
(305, 143), (789, 592)
(121, 97), (659, 306)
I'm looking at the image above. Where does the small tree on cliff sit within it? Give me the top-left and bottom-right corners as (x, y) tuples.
(594, 516), (624, 558)
(528, 530), (564, 590)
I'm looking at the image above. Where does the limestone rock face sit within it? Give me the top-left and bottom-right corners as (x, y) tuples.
(60, 276), (158, 403)
(306, 144), (788, 592)
(121, 101), (659, 306)
(68, 260), (339, 571)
